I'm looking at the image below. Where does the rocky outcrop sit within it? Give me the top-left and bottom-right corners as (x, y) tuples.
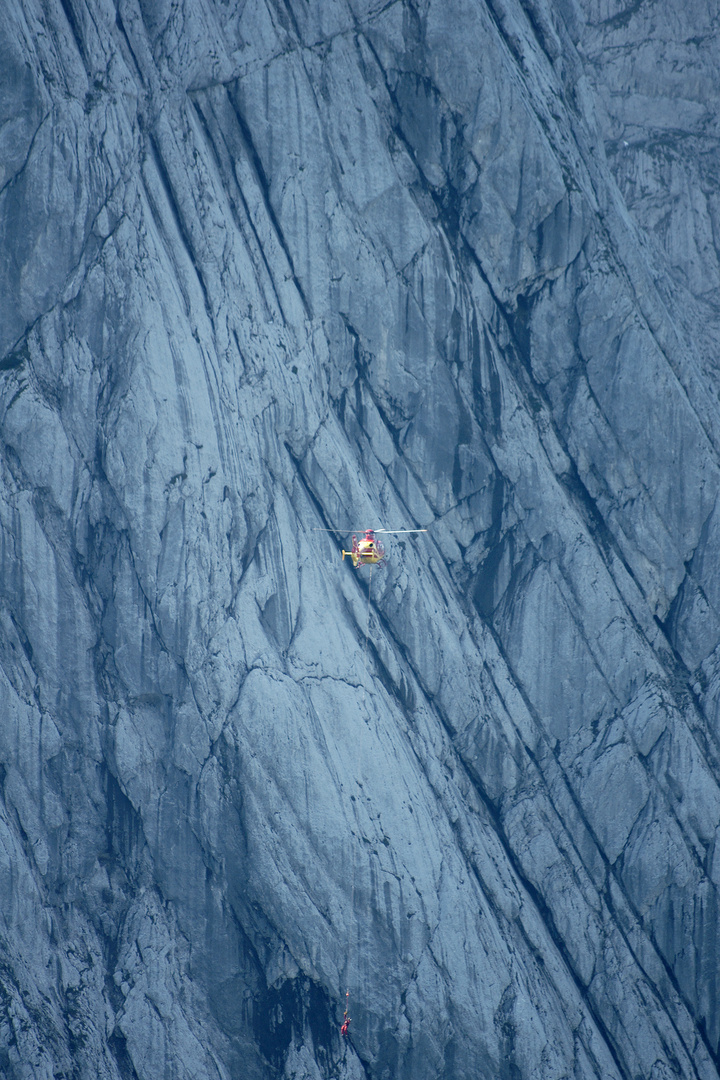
(2, 1), (720, 1078)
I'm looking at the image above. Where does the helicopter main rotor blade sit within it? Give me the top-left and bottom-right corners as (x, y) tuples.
(312, 526), (429, 535)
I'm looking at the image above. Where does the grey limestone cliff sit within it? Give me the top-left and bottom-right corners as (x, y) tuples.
(2, 1), (720, 1078)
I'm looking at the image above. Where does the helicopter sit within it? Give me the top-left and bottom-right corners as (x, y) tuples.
(313, 526), (428, 569)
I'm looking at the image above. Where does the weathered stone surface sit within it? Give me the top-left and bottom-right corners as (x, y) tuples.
(2, 1), (720, 1078)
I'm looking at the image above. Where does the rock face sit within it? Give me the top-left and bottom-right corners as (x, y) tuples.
(2, 1), (720, 1077)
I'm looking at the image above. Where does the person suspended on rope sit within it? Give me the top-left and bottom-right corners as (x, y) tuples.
(341, 989), (351, 1037)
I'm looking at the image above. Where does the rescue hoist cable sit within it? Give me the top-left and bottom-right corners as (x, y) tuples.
(360, 564), (373, 715)
(312, 524), (429, 1042)
(345, 574), (371, 1044)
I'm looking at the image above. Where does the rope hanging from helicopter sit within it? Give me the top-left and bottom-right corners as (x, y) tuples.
(361, 562), (373, 714)
(311, 522), (428, 1043)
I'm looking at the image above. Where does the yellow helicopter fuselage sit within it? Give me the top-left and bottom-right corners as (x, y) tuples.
(342, 548), (383, 567)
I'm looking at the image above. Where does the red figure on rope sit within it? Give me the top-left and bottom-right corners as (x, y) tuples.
(341, 989), (351, 1037)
